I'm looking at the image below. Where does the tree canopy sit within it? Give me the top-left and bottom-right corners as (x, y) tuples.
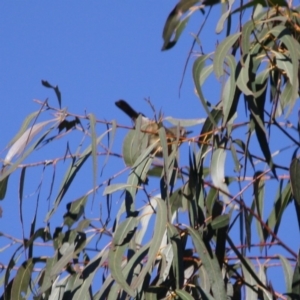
(1, 0), (300, 299)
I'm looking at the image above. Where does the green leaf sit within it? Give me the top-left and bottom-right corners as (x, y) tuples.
(63, 274), (79, 299)
(103, 183), (139, 195)
(269, 26), (300, 116)
(230, 142), (240, 173)
(236, 54), (253, 96)
(3, 245), (24, 300)
(173, 14), (192, 46)
(72, 248), (109, 300)
(213, 32), (241, 78)
(292, 250), (300, 296)
(275, 52), (293, 81)
(198, 107), (223, 156)
(45, 131), (107, 223)
(198, 267), (211, 294)
(136, 198), (159, 244)
(0, 121), (58, 182)
(253, 171), (265, 250)
(50, 232), (89, 278)
(278, 255), (293, 295)
(158, 126), (169, 160)
(162, 0), (199, 50)
(108, 217), (138, 297)
(131, 197), (167, 290)
(188, 227), (227, 300)
(211, 148), (229, 204)
(39, 256), (58, 293)
(63, 195), (88, 228)
(290, 158), (300, 207)
(197, 284), (216, 299)
(241, 257), (258, 299)
(50, 243), (76, 277)
(211, 214), (230, 230)
(161, 7), (181, 50)
(164, 116), (205, 127)
(122, 118), (157, 167)
(167, 224), (184, 289)
(6, 110), (40, 149)
(206, 187), (218, 217)
(48, 275), (69, 300)
(222, 55), (236, 126)
(215, 0), (235, 33)
(124, 137), (156, 215)
(88, 113), (98, 198)
(193, 54), (218, 127)
(107, 243), (150, 298)
(277, 81), (292, 117)
(101, 119), (117, 174)
(175, 289), (194, 300)
(199, 64), (214, 85)
(11, 258), (35, 300)
(0, 174), (9, 200)
(249, 100), (277, 178)
(265, 181), (291, 241)
(241, 19), (256, 55)
(4, 120), (56, 165)
(227, 235), (267, 291)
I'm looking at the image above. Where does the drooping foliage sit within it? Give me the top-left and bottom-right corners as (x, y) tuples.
(1, 1), (300, 299)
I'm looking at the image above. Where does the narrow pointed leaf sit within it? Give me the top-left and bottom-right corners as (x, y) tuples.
(108, 217), (138, 297)
(211, 214), (230, 230)
(278, 255), (293, 295)
(11, 258), (35, 300)
(214, 32), (241, 78)
(215, 0), (235, 33)
(222, 55), (236, 126)
(175, 289), (194, 300)
(290, 158), (300, 207)
(188, 227), (227, 300)
(88, 113), (98, 197)
(193, 54), (217, 126)
(131, 197), (167, 290)
(6, 111), (40, 148)
(63, 195), (88, 228)
(211, 148), (229, 203)
(45, 131), (107, 222)
(292, 250), (300, 296)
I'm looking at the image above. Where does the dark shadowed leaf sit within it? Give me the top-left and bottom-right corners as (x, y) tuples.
(198, 107), (222, 154)
(290, 158), (300, 207)
(162, 0), (199, 50)
(0, 174), (9, 200)
(292, 250), (300, 297)
(188, 227), (227, 299)
(41, 80), (62, 108)
(63, 195), (88, 228)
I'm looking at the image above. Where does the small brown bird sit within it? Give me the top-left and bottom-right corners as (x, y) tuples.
(115, 100), (187, 157)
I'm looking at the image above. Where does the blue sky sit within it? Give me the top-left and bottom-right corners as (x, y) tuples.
(0, 1), (298, 296)
(0, 1), (203, 130)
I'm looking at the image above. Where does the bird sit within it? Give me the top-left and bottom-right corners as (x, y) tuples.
(115, 99), (187, 157)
